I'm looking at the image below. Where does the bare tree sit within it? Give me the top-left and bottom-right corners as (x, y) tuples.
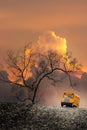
(0, 43), (81, 104)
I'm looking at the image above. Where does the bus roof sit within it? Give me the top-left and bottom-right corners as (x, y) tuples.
(64, 91), (74, 94)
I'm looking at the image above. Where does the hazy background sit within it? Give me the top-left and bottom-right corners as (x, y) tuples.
(0, 70), (87, 108)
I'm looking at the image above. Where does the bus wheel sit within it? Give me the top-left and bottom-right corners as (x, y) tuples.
(61, 103), (63, 107)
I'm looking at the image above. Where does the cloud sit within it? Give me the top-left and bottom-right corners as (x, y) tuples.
(38, 31), (67, 54)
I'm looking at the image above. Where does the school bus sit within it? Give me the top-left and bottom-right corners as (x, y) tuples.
(61, 91), (80, 107)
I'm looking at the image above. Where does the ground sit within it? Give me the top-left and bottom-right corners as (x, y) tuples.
(0, 103), (87, 130)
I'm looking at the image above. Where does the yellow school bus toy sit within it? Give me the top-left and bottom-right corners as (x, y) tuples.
(61, 91), (80, 107)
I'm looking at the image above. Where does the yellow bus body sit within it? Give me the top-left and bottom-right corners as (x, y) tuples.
(61, 91), (80, 107)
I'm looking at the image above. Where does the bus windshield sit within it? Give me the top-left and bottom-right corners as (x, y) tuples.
(63, 94), (74, 98)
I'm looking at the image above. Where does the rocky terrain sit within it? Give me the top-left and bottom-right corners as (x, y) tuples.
(0, 103), (87, 130)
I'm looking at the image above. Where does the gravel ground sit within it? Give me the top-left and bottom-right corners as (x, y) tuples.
(0, 103), (87, 130)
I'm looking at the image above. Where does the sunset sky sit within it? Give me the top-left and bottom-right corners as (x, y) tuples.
(0, 0), (87, 71)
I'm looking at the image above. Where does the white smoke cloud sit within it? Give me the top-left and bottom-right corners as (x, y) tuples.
(38, 31), (67, 54)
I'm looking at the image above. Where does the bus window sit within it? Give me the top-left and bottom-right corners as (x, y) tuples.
(63, 94), (74, 98)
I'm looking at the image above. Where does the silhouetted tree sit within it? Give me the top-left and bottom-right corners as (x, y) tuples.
(0, 43), (81, 104)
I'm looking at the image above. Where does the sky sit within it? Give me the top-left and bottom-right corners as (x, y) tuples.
(0, 0), (87, 70)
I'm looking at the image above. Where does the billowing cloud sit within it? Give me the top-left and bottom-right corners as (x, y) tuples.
(38, 31), (67, 54)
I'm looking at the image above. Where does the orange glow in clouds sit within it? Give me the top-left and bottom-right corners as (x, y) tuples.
(82, 67), (87, 73)
(38, 31), (67, 54)
(4, 31), (87, 83)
